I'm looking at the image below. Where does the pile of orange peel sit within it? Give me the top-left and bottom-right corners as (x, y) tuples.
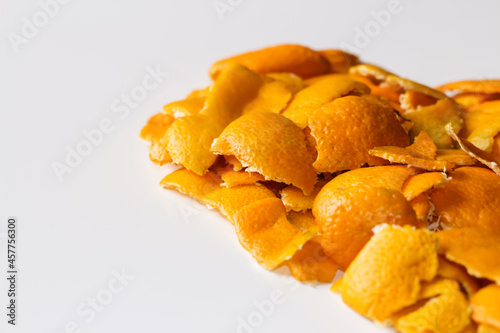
(140, 44), (500, 333)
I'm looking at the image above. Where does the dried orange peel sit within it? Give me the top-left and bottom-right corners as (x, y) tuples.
(139, 44), (500, 333)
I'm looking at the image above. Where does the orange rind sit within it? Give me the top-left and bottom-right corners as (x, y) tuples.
(209, 44), (330, 80)
(402, 171), (448, 201)
(318, 49), (359, 73)
(282, 75), (370, 129)
(313, 166), (421, 269)
(280, 179), (328, 212)
(437, 256), (480, 297)
(369, 131), (461, 171)
(232, 197), (318, 269)
(163, 97), (206, 118)
(216, 165), (265, 188)
(340, 225), (439, 323)
(309, 95), (410, 173)
(286, 236), (338, 283)
(393, 278), (470, 333)
(436, 228), (500, 284)
(430, 167), (500, 230)
(437, 80), (500, 95)
(211, 112), (317, 194)
(446, 123), (500, 175)
(471, 284), (500, 331)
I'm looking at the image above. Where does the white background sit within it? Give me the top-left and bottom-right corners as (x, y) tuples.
(1, 0), (499, 332)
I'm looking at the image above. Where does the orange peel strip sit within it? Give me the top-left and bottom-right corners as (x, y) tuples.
(402, 172), (448, 201)
(436, 228), (500, 284)
(341, 225), (438, 323)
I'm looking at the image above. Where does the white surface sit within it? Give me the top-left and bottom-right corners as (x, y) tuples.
(1, 0), (499, 332)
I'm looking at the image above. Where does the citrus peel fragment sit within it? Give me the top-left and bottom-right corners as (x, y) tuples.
(436, 228), (500, 283)
(211, 112), (317, 194)
(340, 225), (439, 323)
(232, 197), (318, 269)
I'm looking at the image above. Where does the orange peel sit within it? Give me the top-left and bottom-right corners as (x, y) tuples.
(431, 167), (500, 230)
(209, 44), (330, 80)
(393, 278), (470, 333)
(437, 80), (500, 95)
(340, 225), (439, 323)
(369, 131), (460, 171)
(409, 193), (432, 224)
(163, 97), (205, 118)
(211, 112), (317, 194)
(216, 165), (265, 188)
(313, 166), (421, 269)
(309, 95), (410, 173)
(436, 228), (500, 284)
(402, 171), (448, 201)
(471, 284), (500, 331)
(160, 168), (276, 221)
(281, 179), (328, 212)
(437, 256), (480, 298)
(445, 123), (500, 175)
(282, 75), (370, 129)
(232, 197), (318, 269)
(286, 236), (338, 283)
(318, 49), (359, 73)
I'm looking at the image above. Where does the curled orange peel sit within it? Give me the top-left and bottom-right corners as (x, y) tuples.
(318, 49), (359, 73)
(232, 197), (319, 269)
(286, 236), (338, 283)
(216, 165), (265, 188)
(445, 123), (500, 175)
(282, 75), (370, 129)
(211, 112), (317, 194)
(209, 44), (330, 80)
